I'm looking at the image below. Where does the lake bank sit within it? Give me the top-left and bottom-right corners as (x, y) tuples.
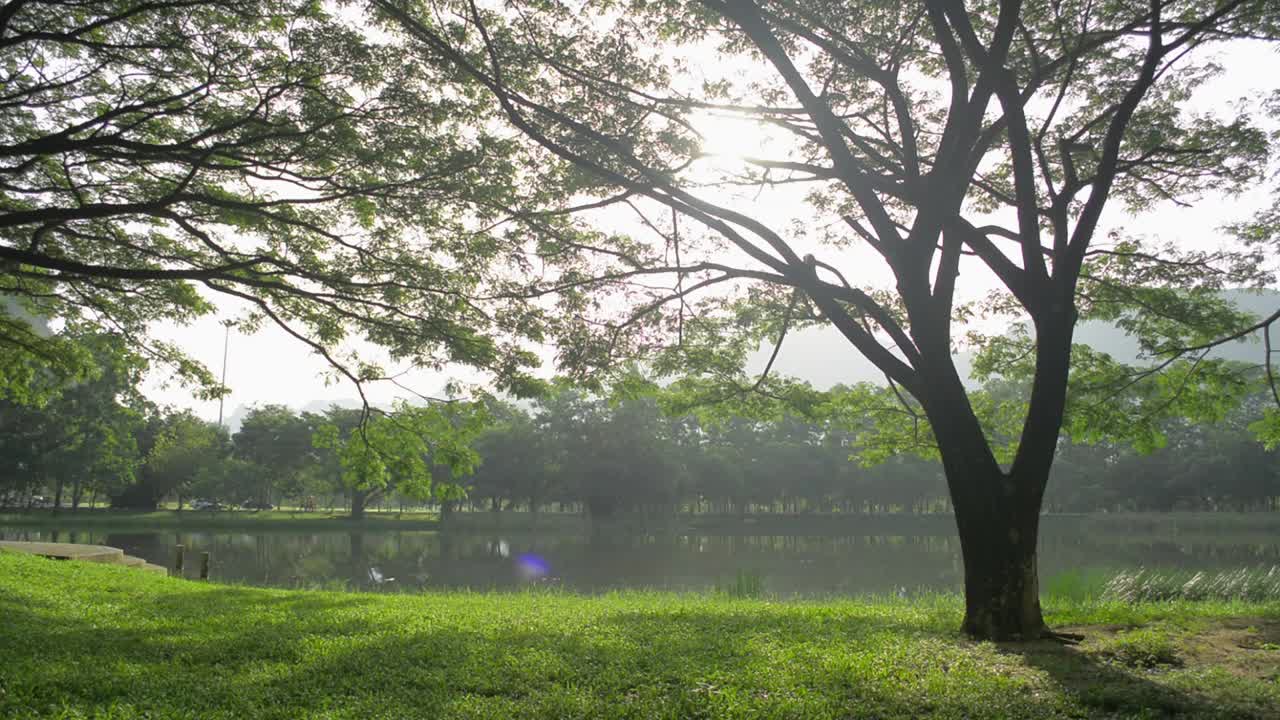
(1, 551), (1277, 719)
(4, 508), (1278, 536)
(0, 508), (445, 531)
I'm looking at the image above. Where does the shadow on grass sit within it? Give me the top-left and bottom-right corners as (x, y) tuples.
(1004, 633), (1279, 720)
(1006, 640), (1199, 717)
(4, 582), (1275, 719)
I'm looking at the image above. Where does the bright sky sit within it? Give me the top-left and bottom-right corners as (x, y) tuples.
(144, 39), (1280, 426)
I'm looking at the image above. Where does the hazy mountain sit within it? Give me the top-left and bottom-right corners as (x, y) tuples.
(220, 398), (369, 434)
(748, 289), (1279, 389)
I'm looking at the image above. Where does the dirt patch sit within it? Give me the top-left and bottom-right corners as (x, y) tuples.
(996, 618), (1280, 719)
(1186, 618), (1280, 682)
(1055, 618), (1280, 682)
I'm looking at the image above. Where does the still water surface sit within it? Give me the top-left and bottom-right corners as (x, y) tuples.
(3, 522), (1277, 595)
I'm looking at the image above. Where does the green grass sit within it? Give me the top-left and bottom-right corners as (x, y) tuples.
(1093, 627), (1185, 669)
(1, 552), (1279, 719)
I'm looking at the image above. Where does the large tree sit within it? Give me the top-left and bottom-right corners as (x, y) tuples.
(377, 0), (1279, 638)
(0, 0), (562, 402)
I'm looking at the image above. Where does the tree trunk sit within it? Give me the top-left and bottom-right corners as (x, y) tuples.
(912, 299), (1071, 641)
(71, 477), (82, 511)
(52, 475), (64, 515)
(950, 471), (1047, 640)
(350, 488), (368, 520)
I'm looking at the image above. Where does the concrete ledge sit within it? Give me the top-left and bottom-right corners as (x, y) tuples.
(1, 542), (171, 578)
(0, 540), (126, 564)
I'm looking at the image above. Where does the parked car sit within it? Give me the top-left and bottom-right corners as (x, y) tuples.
(190, 500), (225, 511)
(240, 500), (274, 511)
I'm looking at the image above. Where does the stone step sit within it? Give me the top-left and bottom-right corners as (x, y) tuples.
(3, 542), (178, 578)
(0, 541), (176, 577)
(0, 541), (124, 564)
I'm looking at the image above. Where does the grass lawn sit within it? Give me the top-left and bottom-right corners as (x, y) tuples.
(0, 551), (1278, 719)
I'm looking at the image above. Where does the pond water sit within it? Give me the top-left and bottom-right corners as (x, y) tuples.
(3, 521), (1277, 596)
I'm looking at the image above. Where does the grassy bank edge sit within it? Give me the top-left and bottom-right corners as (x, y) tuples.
(4, 508), (1278, 537)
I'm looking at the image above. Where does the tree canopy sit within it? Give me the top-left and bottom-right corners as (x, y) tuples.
(0, 0), (567, 401)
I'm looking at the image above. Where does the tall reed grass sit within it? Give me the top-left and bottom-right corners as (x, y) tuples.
(1101, 566), (1280, 602)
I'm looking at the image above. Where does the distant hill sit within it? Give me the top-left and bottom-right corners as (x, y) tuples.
(1072, 288), (1274, 367)
(222, 398), (375, 434)
(748, 289), (1280, 388)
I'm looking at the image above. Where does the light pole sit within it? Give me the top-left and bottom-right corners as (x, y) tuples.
(217, 320), (233, 427)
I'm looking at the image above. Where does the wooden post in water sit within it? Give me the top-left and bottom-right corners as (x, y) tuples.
(200, 552), (210, 580)
(174, 544), (185, 576)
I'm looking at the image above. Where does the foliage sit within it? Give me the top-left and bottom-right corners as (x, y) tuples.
(144, 411), (232, 506)
(0, 0), (566, 402)
(311, 400), (488, 506)
(0, 332), (147, 507)
(371, 0), (1280, 443)
(4, 376), (1278, 515)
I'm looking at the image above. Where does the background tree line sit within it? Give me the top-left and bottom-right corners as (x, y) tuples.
(4, 334), (1277, 516)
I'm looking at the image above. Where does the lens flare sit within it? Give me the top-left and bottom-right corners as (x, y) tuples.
(515, 553), (550, 581)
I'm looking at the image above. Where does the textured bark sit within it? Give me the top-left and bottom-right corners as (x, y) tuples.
(350, 489), (368, 520)
(953, 477), (1047, 640)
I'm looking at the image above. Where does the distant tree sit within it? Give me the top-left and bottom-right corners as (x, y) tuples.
(301, 406), (365, 511)
(233, 405), (314, 505)
(312, 401), (488, 519)
(139, 410), (231, 510)
(532, 389), (682, 521)
(189, 456), (260, 508)
(468, 401), (557, 516)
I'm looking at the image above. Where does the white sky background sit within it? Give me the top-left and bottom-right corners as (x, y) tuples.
(142, 35), (1280, 426)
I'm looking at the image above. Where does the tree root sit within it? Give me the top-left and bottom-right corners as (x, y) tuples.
(1040, 629), (1085, 644)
